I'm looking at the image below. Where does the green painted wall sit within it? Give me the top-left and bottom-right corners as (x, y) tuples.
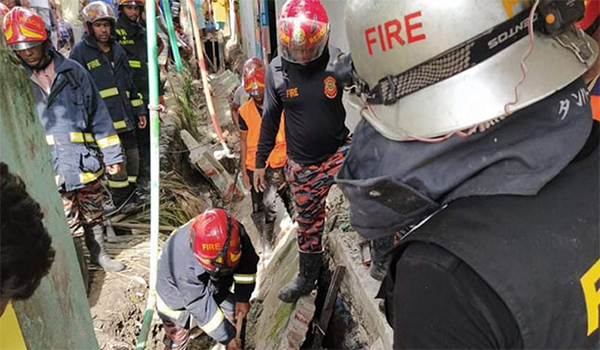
(0, 36), (99, 349)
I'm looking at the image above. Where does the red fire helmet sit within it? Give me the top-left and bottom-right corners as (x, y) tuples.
(277, 0), (329, 64)
(3, 7), (47, 50)
(244, 66), (266, 95)
(189, 209), (242, 274)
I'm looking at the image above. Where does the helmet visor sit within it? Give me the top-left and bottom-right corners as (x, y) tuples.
(11, 40), (45, 51)
(278, 17), (329, 64)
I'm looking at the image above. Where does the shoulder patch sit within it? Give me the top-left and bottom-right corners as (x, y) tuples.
(324, 76), (338, 99)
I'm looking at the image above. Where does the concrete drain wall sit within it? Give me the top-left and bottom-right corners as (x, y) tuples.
(248, 220), (392, 349)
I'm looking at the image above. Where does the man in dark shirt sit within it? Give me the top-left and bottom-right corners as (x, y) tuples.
(336, 0), (599, 348)
(156, 209), (258, 350)
(254, 0), (350, 303)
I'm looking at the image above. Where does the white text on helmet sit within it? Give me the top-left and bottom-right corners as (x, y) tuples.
(488, 13), (537, 49)
(364, 11), (426, 56)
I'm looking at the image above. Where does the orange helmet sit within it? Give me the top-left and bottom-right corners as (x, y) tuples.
(278, 0), (329, 64)
(0, 3), (9, 18)
(3, 7), (47, 50)
(189, 209), (242, 276)
(118, 0), (144, 8)
(244, 67), (266, 95)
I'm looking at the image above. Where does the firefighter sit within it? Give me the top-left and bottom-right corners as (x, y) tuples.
(231, 57), (263, 130)
(336, 0), (599, 348)
(238, 66), (294, 256)
(3, 7), (126, 281)
(254, 0), (351, 304)
(115, 0), (163, 190)
(70, 1), (148, 214)
(156, 208), (257, 350)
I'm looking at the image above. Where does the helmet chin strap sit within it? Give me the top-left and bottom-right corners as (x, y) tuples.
(209, 212), (233, 278)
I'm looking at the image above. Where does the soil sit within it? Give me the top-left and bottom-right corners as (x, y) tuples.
(89, 236), (157, 350)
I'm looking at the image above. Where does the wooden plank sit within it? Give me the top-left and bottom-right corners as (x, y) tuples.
(318, 265), (346, 334)
(111, 222), (177, 232)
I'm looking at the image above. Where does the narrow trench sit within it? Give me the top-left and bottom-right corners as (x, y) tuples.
(300, 253), (370, 350)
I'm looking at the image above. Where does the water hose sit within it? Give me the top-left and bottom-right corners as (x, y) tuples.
(134, 0), (161, 347)
(160, 0), (183, 71)
(187, 0), (234, 160)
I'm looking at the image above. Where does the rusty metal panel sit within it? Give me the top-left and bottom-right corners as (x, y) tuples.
(0, 37), (99, 349)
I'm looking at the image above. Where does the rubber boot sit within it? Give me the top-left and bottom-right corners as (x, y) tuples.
(85, 225), (125, 272)
(369, 235), (394, 281)
(278, 251), (323, 303)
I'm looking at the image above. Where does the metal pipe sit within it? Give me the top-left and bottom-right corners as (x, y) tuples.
(160, 0), (183, 71)
(134, 0), (161, 347)
(187, 0), (234, 159)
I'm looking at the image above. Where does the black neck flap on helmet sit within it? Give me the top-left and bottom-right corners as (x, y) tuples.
(334, 0), (590, 106)
(211, 211), (233, 277)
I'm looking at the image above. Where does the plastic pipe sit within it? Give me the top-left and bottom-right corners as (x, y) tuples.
(134, 0), (161, 347)
(187, 0), (234, 159)
(160, 0), (183, 71)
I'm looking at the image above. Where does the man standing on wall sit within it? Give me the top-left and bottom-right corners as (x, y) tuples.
(254, 0), (350, 303)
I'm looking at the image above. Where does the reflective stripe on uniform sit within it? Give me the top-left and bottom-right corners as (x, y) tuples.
(131, 99), (143, 107)
(70, 132), (93, 143)
(233, 274), (256, 284)
(46, 135), (55, 145)
(108, 180), (129, 188)
(80, 169), (104, 184)
(128, 176), (137, 183)
(96, 135), (121, 149)
(113, 120), (127, 130)
(156, 294), (184, 320)
(200, 308), (225, 334)
(70, 132), (85, 142)
(99, 87), (120, 99)
(126, 91), (131, 98)
(129, 60), (141, 68)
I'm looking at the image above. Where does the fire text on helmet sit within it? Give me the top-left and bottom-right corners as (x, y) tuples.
(363, 11), (426, 56)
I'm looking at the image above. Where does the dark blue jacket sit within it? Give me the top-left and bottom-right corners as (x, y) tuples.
(70, 35), (147, 134)
(157, 220), (259, 344)
(26, 50), (124, 191)
(115, 15), (149, 103)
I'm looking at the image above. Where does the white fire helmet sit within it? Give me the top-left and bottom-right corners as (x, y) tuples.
(82, 1), (116, 24)
(341, 0), (598, 141)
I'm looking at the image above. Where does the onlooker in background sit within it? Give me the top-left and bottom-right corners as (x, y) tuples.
(0, 0), (18, 9)
(1, 162), (55, 317)
(211, 0), (226, 31)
